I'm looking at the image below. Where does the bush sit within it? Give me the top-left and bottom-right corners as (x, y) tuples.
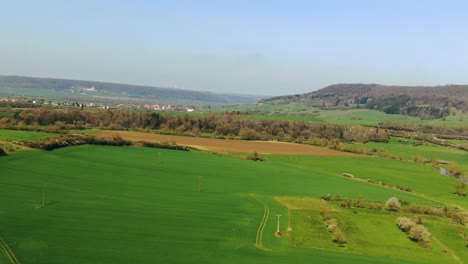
(246, 151), (266, 161)
(25, 134), (132, 150)
(320, 194), (331, 202)
(454, 181), (466, 196)
(0, 147), (6, 156)
(385, 197), (401, 211)
(397, 217), (431, 247)
(408, 225), (431, 247)
(142, 141), (191, 151)
(397, 217), (415, 232)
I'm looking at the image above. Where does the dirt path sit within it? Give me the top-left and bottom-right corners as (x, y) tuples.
(92, 130), (361, 156)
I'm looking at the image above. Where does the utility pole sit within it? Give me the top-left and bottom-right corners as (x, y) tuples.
(276, 214), (282, 233)
(42, 184), (47, 207)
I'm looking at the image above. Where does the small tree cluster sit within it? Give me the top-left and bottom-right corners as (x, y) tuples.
(397, 217), (431, 247)
(385, 197), (401, 211)
(320, 207), (346, 246)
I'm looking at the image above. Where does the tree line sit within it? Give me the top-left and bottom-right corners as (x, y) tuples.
(0, 107), (390, 144)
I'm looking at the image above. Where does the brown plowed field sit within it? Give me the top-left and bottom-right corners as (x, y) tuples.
(92, 130), (360, 156)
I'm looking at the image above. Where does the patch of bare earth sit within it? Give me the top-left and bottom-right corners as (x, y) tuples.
(92, 130), (361, 156)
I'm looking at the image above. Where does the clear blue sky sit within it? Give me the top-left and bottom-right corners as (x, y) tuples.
(1, 0), (468, 95)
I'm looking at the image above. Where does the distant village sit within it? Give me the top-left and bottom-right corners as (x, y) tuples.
(0, 97), (195, 112)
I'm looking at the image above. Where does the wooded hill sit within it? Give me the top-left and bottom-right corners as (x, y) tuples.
(0, 75), (263, 104)
(261, 84), (468, 119)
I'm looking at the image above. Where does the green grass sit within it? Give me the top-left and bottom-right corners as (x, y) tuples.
(346, 137), (468, 172)
(267, 154), (467, 208)
(0, 129), (58, 141)
(285, 197), (466, 264)
(208, 102), (468, 127)
(290, 209), (457, 263)
(0, 146), (465, 263)
(0, 111), (14, 117)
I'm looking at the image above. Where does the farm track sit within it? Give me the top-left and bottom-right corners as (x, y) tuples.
(92, 130), (361, 156)
(250, 195), (271, 251)
(0, 237), (20, 264)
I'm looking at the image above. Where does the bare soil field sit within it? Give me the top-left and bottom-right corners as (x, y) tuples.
(92, 130), (360, 156)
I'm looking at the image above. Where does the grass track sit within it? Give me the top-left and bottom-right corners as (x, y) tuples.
(250, 195), (271, 251)
(0, 237), (20, 264)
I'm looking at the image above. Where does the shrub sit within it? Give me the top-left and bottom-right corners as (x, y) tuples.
(320, 194), (331, 202)
(448, 162), (464, 177)
(385, 197), (401, 211)
(332, 228), (347, 246)
(408, 225), (431, 247)
(246, 151), (266, 161)
(0, 147), (6, 156)
(397, 217), (431, 247)
(397, 217), (415, 232)
(367, 203), (383, 210)
(454, 181), (466, 196)
(412, 154), (425, 163)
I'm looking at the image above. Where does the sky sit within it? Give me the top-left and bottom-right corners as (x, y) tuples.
(1, 0), (468, 96)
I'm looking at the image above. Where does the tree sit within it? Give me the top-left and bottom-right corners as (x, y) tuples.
(385, 197), (401, 211)
(455, 181), (466, 196)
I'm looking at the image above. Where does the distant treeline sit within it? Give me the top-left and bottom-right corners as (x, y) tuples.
(0, 107), (389, 143)
(25, 134), (132, 150)
(365, 95), (451, 119)
(22, 134), (191, 151)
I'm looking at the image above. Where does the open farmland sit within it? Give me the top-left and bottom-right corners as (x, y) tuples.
(92, 130), (359, 156)
(0, 145), (466, 264)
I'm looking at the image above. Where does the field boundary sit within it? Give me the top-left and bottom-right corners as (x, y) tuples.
(0, 237), (20, 264)
(250, 195), (271, 251)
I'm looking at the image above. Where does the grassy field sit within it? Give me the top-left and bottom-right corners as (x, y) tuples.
(345, 137), (468, 172)
(0, 129), (58, 141)
(289, 208), (454, 263)
(208, 102), (468, 127)
(0, 144), (465, 263)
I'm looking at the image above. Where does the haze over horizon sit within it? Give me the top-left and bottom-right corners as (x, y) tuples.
(1, 0), (468, 96)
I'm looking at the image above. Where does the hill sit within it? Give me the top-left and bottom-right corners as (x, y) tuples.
(0, 75), (264, 105)
(261, 84), (468, 119)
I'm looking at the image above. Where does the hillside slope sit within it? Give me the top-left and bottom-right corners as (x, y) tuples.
(0, 75), (263, 104)
(261, 84), (468, 119)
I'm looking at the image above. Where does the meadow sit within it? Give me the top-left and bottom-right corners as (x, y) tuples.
(0, 129), (58, 142)
(0, 144), (466, 263)
(209, 102), (468, 127)
(345, 137), (468, 172)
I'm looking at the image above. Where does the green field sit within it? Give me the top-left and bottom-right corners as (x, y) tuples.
(209, 102), (468, 127)
(0, 129), (58, 142)
(0, 145), (466, 263)
(345, 137), (468, 172)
